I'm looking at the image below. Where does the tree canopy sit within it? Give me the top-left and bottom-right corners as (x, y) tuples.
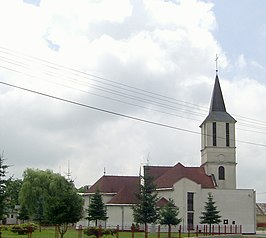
(19, 168), (83, 238)
(0, 154), (10, 220)
(86, 188), (108, 226)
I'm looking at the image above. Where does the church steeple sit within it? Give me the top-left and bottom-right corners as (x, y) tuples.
(200, 73), (237, 190)
(209, 75), (226, 112)
(201, 74), (236, 126)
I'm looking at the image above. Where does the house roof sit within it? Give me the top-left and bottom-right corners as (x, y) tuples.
(87, 175), (139, 194)
(256, 203), (266, 215)
(87, 163), (214, 205)
(86, 175), (140, 205)
(146, 163), (215, 189)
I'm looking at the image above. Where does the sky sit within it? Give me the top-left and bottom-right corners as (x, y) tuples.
(0, 0), (266, 202)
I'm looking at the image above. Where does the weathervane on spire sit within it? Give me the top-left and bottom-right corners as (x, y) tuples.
(215, 54), (219, 74)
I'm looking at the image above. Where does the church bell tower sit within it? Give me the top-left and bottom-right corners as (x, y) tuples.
(200, 73), (237, 189)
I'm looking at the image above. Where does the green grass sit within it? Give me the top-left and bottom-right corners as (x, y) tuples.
(0, 228), (196, 238)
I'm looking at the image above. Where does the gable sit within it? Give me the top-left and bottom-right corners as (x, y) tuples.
(146, 163), (215, 189)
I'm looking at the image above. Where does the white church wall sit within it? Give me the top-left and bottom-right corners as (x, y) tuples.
(199, 189), (256, 234)
(106, 205), (134, 229)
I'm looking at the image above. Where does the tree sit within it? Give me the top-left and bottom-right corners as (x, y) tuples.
(17, 204), (30, 223)
(19, 169), (53, 227)
(200, 192), (221, 233)
(45, 175), (83, 238)
(0, 153), (10, 221)
(159, 199), (182, 238)
(19, 169), (83, 238)
(5, 178), (23, 211)
(132, 173), (159, 238)
(86, 189), (108, 226)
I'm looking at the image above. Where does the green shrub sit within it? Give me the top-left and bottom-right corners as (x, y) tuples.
(84, 227), (117, 237)
(10, 223), (38, 235)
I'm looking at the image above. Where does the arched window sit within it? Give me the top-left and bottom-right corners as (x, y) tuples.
(218, 166), (225, 180)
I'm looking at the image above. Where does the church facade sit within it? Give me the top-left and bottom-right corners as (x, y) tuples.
(79, 74), (256, 234)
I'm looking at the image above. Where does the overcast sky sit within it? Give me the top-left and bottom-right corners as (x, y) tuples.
(0, 0), (266, 202)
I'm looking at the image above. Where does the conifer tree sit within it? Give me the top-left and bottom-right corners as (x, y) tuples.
(159, 198), (182, 238)
(0, 153), (10, 221)
(132, 173), (159, 238)
(86, 189), (108, 226)
(200, 192), (221, 233)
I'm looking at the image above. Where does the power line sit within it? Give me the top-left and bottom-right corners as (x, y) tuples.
(0, 46), (266, 134)
(0, 80), (266, 148)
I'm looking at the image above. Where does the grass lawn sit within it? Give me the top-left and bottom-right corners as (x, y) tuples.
(0, 227), (197, 238)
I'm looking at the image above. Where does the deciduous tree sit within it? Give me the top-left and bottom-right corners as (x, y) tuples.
(19, 169), (83, 238)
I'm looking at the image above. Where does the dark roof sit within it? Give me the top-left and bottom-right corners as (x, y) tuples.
(151, 163), (215, 189)
(210, 75), (226, 112)
(87, 163), (215, 205)
(201, 74), (236, 126)
(156, 197), (170, 207)
(87, 175), (139, 194)
(144, 166), (172, 180)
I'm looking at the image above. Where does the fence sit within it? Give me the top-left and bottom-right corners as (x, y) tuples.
(80, 224), (243, 238)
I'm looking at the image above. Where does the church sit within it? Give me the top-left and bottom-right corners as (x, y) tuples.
(79, 73), (256, 234)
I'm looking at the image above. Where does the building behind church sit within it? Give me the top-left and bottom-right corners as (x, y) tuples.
(78, 73), (256, 234)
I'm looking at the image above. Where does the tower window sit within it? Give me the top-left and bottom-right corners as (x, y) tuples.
(226, 123), (230, 147)
(219, 166), (225, 180)
(212, 122), (217, 146)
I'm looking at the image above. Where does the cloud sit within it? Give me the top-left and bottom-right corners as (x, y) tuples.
(0, 0), (265, 202)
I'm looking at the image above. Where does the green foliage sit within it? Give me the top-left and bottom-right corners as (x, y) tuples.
(159, 198), (182, 226)
(19, 168), (53, 221)
(19, 168), (83, 234)
(87, 189), (108, 226)
(5, 178), (22, 211)
(78, 185), (89, 193)
(83, 227), (117, 237)
(0, 154), (10, 220)
(17, 204), (30, 222)
(10, 223), (37, 235)
(200, 192), (221, 226)
(132, 173), (159, 226)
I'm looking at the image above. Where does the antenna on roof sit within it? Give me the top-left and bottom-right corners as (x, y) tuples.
(146, 152), (150, 166)
(64, 160), (76, 183)
(104, 167), (106, 176)
(215, 54), (219, 74)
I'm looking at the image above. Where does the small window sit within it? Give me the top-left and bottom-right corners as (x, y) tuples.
(226, 123), (230, 147)
(213, 122), (217, 146)
(219, 166), (225, 180)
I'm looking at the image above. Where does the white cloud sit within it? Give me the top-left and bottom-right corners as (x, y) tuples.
(0, 0), (265, 202)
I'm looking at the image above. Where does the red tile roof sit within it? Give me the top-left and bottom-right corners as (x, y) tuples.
(147, 163), (215, 189)
(156, 197), (170, 207)
(87, 175), (139, 194)
(87, 163), (215, 205)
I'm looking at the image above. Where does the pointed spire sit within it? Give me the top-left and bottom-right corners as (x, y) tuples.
(209, 74), (226, 112)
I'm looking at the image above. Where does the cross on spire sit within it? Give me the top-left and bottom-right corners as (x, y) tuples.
(215, 54), (219, 74)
